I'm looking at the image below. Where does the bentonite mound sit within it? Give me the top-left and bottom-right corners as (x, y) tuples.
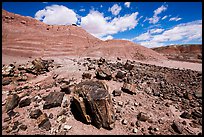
(2, 9), (167, 61)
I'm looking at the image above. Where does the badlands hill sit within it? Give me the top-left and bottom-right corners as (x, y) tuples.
(2, 9), (166, 61)
(152, 44), (202, 63)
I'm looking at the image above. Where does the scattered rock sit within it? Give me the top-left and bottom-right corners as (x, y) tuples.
(49, 113), (54, 119)
(29, 109), (43, 119)
(191, 110), (202, 118)
(121, 83), (137, 95)
(43, 91), (65, 109)
(82, 72), (92, 79)
(124, 60), (134, 70)
(2, 79), (12, 86)
(122, 119), (128, 125)
(137, 112), (149, 122)
(112, 89), (122, 96)
(19, 124), (27, 131)
(115, 71), (126, 79)
(171, 121), (183, 134)
(133, 128), (138, 133)
(116, 107), (122, 113)
(5, 94), (20, 112)
(19, 97), (31, 108)
(95, 65), (112, 80)
(4, 116), (11, 122)
(37, 113), (51, 131)
(63, 125), (72, 131)
(118, 101), (124, 107)
(60, 84), (71, 94)
(180, 111), (191, 119)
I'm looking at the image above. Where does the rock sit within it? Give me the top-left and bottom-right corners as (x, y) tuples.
(121, 83), (137, 95)
(130, 122), (135, 127)
(133, 128), (138, 133)
(181, 120), (187, 125)
(112, 89), (122, 96)
(7, 110), (17, 117)
(116, 107), (122, 113)
(19, 97), (31, 108)
(154, 127), (159, 131)
(63, 125), (72, 131)
(124, 60), (134, 70)
(95, 65), (112, 80)
(88, 64), (95, 70)
(171, 121), (183, 134)
(82, 73), (92, 79)
(2, 64), (15, 77)
(122, 119), (128, 125)
(137, 112), (149, 122)
(134, 102), (139, 107)
(60, 84), (71, 94)
(135, 121), (141, 127)
(57, 116), (66, 123)
(43, 91), (65, 109)
(180, 111), (191, 119)
(29, 109), (43, 119)
(118, 101), (123, 107)
(37, 113), (51, 131)
(192, 110), (202, 118)
(21, 20), (26, 24)
(19, 124), (27, 131)
(115, 71), (126, 79)
(4, 116), (11, 122)
(49, 113), (54, 119)
(57, 108), (67, 117)
(183, 92), (193, 100)
(5, 94), (20, 112)
(2, 78), (12, 86)
(72, 80), (115, 130)
(16, 74), (28, 81)
(53, 74), (58, 79)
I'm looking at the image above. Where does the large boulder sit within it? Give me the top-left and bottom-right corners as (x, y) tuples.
(72, 80), (115, 130)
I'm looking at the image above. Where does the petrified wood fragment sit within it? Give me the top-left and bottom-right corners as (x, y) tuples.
(72, 80), (115, 130)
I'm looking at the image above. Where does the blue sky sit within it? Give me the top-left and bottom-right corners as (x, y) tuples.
(2, 2), (202, 48)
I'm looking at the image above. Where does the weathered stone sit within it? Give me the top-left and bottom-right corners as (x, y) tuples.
(137, 112), (149, 122)
(116, 107), (122, 113)
(133, 128), (138, 133)
(171, 121), (183, 134)
(60, 84), (71, 94)
(124, 60), (134, 70)
(19, 97), (31, 108)
(2, 78), (12, 86)
(88, 64), (95, 70)
(37, 113), (51, 131)
(82, 73), (92, 79)
(43, 91), (65, 109)
(29, 109), (43, 119)
(2, 64), (15, 77)
(72, 80), (115, 130)
(4, 116), (11, 122)
(122, 119), (128, 125)
(192, 110), (202, 118)
(95, 65), (112, 80)
(63, 125), (72, 131)
(121, 83), (137, 95)
(112, 89), (122, 96)
(118, 101), (123, 107)
(19, 124), (27, 131)
(180, 111), (191, 119)
(57, 108), (67, 117)
(5, 94), (20, 112)
(115, 71), (126, 79)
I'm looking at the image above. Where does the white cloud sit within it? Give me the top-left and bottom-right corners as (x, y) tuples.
(169, 17), (182, 21)
(35, 5), (78, 25)
(79, 8), (85, 12)
(100, 5), (103, 8)
(147, 4), (168, 24)
(80, 10), (139, 39)
(100, 35), (114, 41)
(161, 15), (168, 20)
(149, 28), (164, 34)
(42, 2), (48, 4)
(132, 20), (202, 48)
(108, 4), (122, 16)
(124, 2), (131, 8)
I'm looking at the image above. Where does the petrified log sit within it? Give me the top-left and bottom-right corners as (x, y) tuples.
(72, 80), (115, 130)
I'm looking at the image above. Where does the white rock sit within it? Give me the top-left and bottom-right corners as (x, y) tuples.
(133, 128), (138, 133)
(64, 125), (72, 130)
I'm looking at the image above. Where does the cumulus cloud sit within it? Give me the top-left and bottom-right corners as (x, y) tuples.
(35, 5), (78, 25)
(80, 10), (139, 39)
(169, 17), (182, 21)
(108, 4), (122, 16)
(131, 20), (202, 48)
(147, 4), (168, 24)
(124, 2), (131, 8)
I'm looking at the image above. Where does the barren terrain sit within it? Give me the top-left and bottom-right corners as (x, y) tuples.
(2, 9), (202, 135)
